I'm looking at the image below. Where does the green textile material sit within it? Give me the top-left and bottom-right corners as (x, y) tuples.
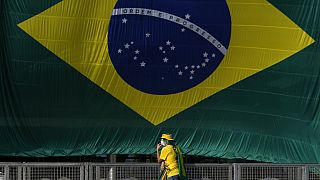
(175, 146), (187, 180)
(157, 167), (167, 180)
(0, 0), (320, 163)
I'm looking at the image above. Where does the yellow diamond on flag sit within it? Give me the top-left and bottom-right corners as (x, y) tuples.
(18, 0), (314, 125)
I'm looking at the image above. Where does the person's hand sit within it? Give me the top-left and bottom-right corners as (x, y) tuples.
(160, 162), (164, 171)
(157, 143), (162, 151)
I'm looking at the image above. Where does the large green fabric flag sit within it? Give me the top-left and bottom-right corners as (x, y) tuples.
(0, 0), (319, 163)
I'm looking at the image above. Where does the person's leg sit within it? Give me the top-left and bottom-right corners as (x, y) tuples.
(167, 175), (179, 180)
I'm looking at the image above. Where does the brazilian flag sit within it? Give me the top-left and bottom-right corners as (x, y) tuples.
(0, 0), (319, 163)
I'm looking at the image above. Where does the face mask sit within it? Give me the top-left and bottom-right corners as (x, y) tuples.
(160, 139), (166, 146)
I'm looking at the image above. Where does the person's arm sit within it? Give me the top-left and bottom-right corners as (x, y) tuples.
(160, 161), (165, 171)
(157, 143), (163, 163)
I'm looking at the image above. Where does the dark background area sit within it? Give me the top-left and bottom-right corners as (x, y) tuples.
(0, 155), (259, 163)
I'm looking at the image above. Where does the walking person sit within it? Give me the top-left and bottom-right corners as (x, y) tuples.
(157, 134), (187, 180)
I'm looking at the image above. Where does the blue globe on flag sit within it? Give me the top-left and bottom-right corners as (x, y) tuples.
(108, 0), (231, 95)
